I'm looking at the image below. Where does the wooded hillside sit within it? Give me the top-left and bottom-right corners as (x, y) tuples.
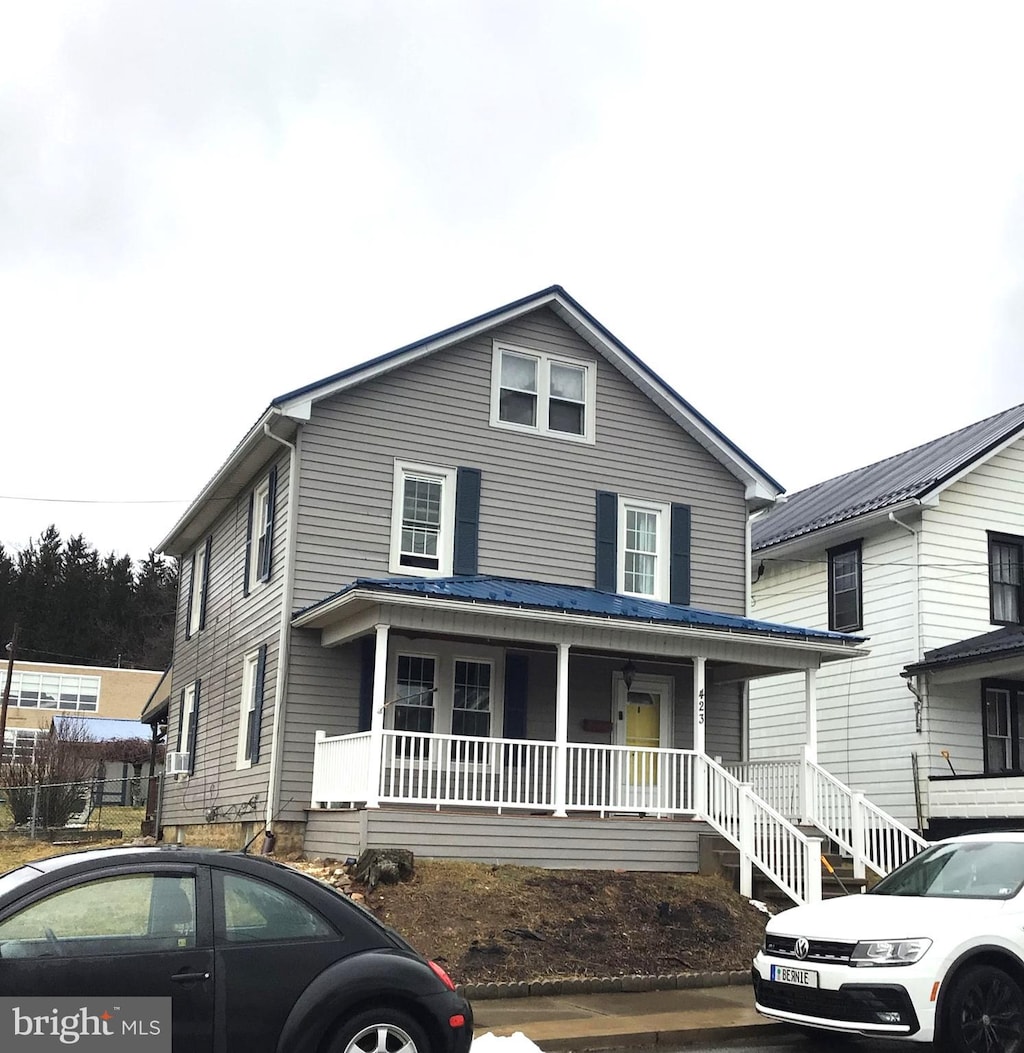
(0, 526), (177, 671)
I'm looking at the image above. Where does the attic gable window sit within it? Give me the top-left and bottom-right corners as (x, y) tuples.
(490, 343), (594, 443)
(989, 532), (1024, 625)
(828, 540), (862, 632)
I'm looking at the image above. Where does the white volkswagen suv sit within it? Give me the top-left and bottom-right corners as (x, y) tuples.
(752, 832), (1024, 1052)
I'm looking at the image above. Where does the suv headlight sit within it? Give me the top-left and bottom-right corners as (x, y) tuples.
(850, 939), (932, 966)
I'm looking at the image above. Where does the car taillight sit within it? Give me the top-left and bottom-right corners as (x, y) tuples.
(428, 959), (456, 991)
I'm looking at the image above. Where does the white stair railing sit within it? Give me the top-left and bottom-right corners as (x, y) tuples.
(803, 750), (927, 878)
(703, 756), (822, 906)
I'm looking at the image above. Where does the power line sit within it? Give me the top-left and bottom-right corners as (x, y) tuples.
(0, 495), (185, 505)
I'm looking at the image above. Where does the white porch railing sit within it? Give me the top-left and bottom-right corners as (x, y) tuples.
(312, 730), (829, 904)
(565, 743), (698, 816)
(726, 752), (928, 879)
(705, 757), (822, 906)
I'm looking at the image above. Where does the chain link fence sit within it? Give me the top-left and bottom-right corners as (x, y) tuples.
(0, 770), (148, 839)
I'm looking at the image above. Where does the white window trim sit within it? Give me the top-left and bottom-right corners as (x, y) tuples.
(180, 681), (198, 757)
(187, 543), (208, 636)
(489, 342), (596, 444)
(617, 497), (671, 601)
(249, 475), (271, 589)
(386, 642), (505, 738)
(237, 650), (261, 770)
(389, 460), (458, 578)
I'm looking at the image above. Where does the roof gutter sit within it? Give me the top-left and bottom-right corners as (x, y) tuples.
(261, 412), (300, 831)
(292, 588), (867, 660)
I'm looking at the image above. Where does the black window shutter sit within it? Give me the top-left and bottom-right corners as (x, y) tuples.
(502, 653), (529, 739)
(453, 467), (481, 575)
(188, 680), (201, 775)
(260, 466), (278, 583)
(243, 491), (254, 597)
(185, 553), (197, 640)
(249, 645), (268, 763)
(670, 504), (692, 605)
(595, 491), (618, 592)
(358, 635), (375, 733)
(198, 536), (212, 630)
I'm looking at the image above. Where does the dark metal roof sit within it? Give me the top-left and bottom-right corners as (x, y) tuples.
(904, 626), (1024, 676)
(752, 402), (1024, 551)
(294, 575), (864, 644)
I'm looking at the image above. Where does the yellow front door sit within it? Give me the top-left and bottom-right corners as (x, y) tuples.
(625, 690), (661, 788)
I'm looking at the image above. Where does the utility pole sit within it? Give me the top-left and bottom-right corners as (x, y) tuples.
(0, 625), (19, 764)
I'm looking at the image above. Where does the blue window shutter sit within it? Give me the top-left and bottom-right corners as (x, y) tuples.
(358, 635), (375, 733)
(260, 466), (278, 583)
(198, 536), (212, 631)
(595, 491), (618, 592)
(188, 680), (201, 775)
(243, 491), (254, 597)
(454, 467), (481, 575)
(249, 645), (267, 763)
(670, 503), (692, 605)
(502, 653), (529, 739)
(185, 553), (196, 640)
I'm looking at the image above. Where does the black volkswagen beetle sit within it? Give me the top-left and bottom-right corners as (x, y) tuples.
(0, 845), (473, 1053)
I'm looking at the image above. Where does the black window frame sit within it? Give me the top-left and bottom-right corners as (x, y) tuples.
(982, 678), (1024, 774)
(827, 540), (863, 632)
(988, 531), (1024, 627)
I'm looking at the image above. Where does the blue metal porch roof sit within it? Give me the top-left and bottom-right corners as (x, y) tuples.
(294, 575), (864, 644)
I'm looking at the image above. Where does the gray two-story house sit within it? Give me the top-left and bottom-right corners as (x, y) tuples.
(157, 287), (876, 901)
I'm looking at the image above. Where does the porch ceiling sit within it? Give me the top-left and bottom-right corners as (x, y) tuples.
(292, 576), (867, 672)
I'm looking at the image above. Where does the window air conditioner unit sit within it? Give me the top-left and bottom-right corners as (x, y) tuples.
(165, 751), (191, 775)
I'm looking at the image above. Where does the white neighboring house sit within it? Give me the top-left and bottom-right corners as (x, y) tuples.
(748, 402), (1024, 837)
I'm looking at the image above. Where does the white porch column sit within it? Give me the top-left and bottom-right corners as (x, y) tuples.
(553, 641), (570, 818)
(804, 668), (818, 763)
(366, 623), (389, 809)
(693, 657), (707, 818)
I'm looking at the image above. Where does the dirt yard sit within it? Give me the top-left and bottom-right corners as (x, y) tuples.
(297, 857), (768, 985)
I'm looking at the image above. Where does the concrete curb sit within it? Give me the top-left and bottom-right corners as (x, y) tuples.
(461, 969), (751, 1000)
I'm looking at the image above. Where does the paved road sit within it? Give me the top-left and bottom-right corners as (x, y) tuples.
(669, 1035), (931, 1053)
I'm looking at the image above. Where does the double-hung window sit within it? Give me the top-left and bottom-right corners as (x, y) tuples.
(490, 343), (594, 442)
(617, 498), (670, 600)
(237, 646), (267, 769)
(390, 462), (457, 576)
(989, 533), (1023, 625)
(827, 540), (862, 632)
(186, 537), (212, 638)
(452, 660), (492, 738)
(983, 680), (1024, 773)
(245, 467), (277, 594)
(393, 655), (436, 743)
(177, 680), (200, 775)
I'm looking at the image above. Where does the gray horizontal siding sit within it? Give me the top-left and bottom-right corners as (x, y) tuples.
(304, 807), (703, 872)
(163, 449), (291, 826)
(293, 306), (747, 615)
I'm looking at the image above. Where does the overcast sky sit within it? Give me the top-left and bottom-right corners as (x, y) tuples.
(4, 1), (1024, 562)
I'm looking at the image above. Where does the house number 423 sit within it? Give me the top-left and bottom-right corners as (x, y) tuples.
(698, 689), (705, 725)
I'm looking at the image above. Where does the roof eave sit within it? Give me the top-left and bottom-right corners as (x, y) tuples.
(292, 587), (866, 661)
(157, 409), (299, 556)
(753, 497), (928, 557)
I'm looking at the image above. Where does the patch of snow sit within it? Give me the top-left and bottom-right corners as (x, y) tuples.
(472, 1031), (545, 1053)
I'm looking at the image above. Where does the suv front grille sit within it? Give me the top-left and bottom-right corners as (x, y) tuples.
(753, 972), (919, 1033)
(765, 933), (856, 964)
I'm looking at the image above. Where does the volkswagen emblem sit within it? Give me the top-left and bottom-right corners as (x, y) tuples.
(795, 937), (810, 960)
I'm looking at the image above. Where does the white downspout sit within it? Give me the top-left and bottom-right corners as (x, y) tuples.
(263, 415), (300, 830)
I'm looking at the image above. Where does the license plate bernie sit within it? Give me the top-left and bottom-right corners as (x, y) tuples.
(771, 964), (819, 988)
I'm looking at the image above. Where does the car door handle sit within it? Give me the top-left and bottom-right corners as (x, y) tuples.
(171, 970), (210, 984)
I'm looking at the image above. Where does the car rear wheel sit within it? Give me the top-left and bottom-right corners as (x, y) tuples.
(328, 1007), (429, 1053)
(945, 964), (1024, 1053)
